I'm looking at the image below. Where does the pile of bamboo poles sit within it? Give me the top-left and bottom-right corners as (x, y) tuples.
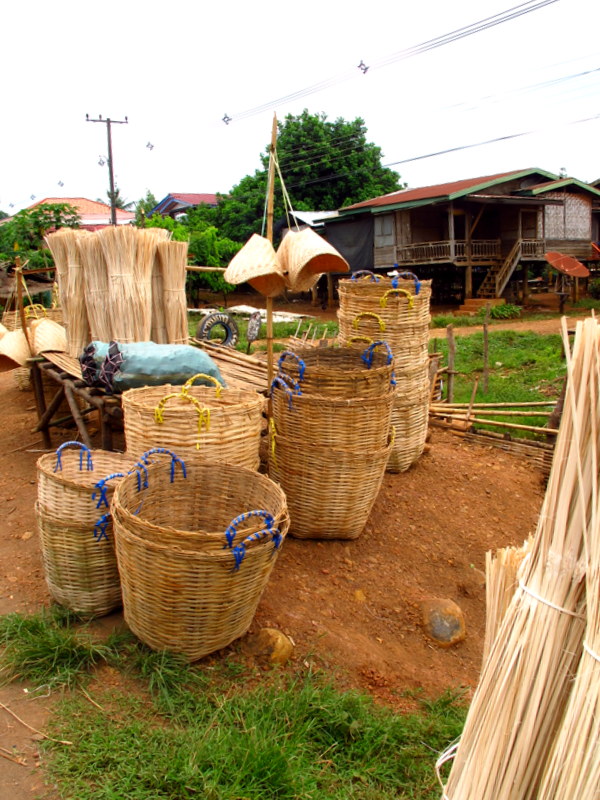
(192, 339), (268, 392)
(46, 228), (189, 354)
(440, 316), (600, 800)
(429, 399), (559, 438)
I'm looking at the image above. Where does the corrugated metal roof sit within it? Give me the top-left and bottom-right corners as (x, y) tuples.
(340, 168), (559, 213)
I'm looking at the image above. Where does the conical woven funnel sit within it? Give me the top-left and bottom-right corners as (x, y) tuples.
(224, 234), (286, 298)
(30, 318), (67, 355)
(278, 228), (349, 292)
(0, 322), (7, 340)
(0, 328), (32, 371)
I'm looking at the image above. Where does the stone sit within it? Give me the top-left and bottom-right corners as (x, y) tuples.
(244, 628), (294, 664)
(420, 598), (466, 647)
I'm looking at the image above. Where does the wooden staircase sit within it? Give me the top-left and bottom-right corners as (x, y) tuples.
(477, 239), (522, 299)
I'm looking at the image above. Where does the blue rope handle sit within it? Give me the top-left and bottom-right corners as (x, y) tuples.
(361, 340), (394, 368)
(351, 270), (380, 282)
(223, 510), (275, 549)
(391, 270), (421, 295)
(231, 525), (282, 571)
(270, 377), (295, 410)
(128, 463), (149, 492)
(139, 448), (187, 483)
(54, 441), (93, 473)
(277, 351), (306, 382)
(93, 513), (111, 542)
(275, 372), (303, 396)
(92, 472), (126, 509)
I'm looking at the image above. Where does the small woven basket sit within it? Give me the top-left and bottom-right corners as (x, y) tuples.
(270, 378), (394, 450)
(268, 432), (393, 540)
(112, 456), (289, 660)
(278, 344), (395, 399)
(122, 374), (264, 471)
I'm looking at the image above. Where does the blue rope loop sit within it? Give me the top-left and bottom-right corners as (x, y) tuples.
(361, 340), (394, 368)
(139, 448), (187, 482)
(277, 351), (306, 382)
(270, 377), (299, 409)
(92, 472), (126, 509)
(391, 271), (421, 295)
(350, 270), (380, 282)
(129, 462), (149, 491)
(231, 526), (281, 571)
(93, 513), (111, 542)
(223, 510), (275, 549)
(53, 441), (93, 473)
(275, 372), (303, 396)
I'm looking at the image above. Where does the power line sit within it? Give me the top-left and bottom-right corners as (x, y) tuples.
(223, 0), (559, 124)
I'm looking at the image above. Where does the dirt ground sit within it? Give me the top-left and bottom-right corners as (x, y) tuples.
(0, 304), (569, 797)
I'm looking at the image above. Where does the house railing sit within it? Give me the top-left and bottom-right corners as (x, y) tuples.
(396, 239), (501, 264)
(521, 239), (546, 258)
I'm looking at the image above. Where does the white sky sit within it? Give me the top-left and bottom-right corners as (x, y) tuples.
(1, 0), (599, 214)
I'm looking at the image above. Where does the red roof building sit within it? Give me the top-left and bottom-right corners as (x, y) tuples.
(150, 193), (218, 218)
(27, 197), (134, 230)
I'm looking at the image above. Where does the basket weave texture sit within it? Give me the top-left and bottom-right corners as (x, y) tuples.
(112, 457), (289, 660)
(122, 375), (264, 471)
(36, 442), (133, 615)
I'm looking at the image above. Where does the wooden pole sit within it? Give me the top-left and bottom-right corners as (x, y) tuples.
(15, 260), (33, 353)
(327, 273), (335, 308)
(446, 324), (456, 403)
(482, 302), (491, 393)
(265, 113), (278, 387)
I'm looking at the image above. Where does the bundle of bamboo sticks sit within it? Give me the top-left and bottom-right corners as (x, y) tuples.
(441, 316), (599, 799)
(192, 339), (268, 392)
(429, 400), (559, 437)
(45, 229), (91, 356)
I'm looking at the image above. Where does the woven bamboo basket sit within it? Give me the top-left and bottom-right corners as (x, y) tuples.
(278, 344), (395, 399)
(268, 432), (393, 540)
(339, 315), (430, 368)
(122, 374), (264, 470)
(338, 286), (431, 327)
(392, 356), (430, 396)
(270, 378), (394, 450)
(111, 457), (289, 660)
(36, 505), (121, 616)
(37, 441), (133, 525)
(338, 271), (432, 301)
(387, 379), (430, 473)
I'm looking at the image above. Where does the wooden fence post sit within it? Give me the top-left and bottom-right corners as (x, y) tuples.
(447, 324), (455, 403)
(483, 302), (491, 394)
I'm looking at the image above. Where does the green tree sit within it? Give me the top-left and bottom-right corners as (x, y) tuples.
(0, 210), (8, 220)
(216, 110), (402, 242)
(105, 187), (133, 210)
(134, 190), (159, 226)
(0, 203), (80, 270)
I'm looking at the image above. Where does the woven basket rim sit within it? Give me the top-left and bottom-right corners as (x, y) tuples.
(122, 384), (263, 412)
(37, 450), (134, 492)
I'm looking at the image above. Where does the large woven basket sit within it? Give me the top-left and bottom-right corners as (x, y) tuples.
(35, 441), (134, 616)
(36, 505), (121, 616)
(278, 344), (395, 399)
(387, 379), (430, 473)
(268, 432), (393, 540)
(122, 374), (264, 470)
(112, 456), (289, 660)
(339, 271), (432, 301)
(270, 378), (394, 450)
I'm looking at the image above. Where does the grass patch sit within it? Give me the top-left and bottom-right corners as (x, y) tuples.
(44, 673), (466, 799)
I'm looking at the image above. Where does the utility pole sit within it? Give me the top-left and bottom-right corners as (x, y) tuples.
(86, 113), (128, 225)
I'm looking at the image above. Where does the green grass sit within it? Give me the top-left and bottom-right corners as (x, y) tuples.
(44, 673), (465, 799)
(0, 611), (465, 798)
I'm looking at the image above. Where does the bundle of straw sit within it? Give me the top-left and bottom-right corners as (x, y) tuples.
(149, 229), (172, 344)
(99, 226), (140, 343)
(46, 229), (90, 356)
(442, 316), (597, 800)
(483, 537), (532, 664)
(134, 228), (166, 342)
(79, 233), (112, 342)
(157, 240), (189, 344)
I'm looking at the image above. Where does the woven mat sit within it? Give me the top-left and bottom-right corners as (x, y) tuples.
(42, 352), (83, 381)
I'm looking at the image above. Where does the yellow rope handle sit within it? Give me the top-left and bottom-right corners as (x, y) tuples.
(24, 303), (47, 320)
(269, 417), (278, 467)
(380, 288), (414, 309)
(154, 392), (210, 450)
(346, 335), (374, 346)
(181, 373), (222, 398)
(352, 311), (386, 332)
(389, 425), (396, 447)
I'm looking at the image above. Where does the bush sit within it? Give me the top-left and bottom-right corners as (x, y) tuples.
(588, 279), (600, 300)
(478, 303), (522, 320)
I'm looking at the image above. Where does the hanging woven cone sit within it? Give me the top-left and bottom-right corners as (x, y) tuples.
(30, 318), (67, 355)
(224, 233), (286, 298)
(0, 328), (32, 371)
(277, 227), (349, 292)
(0, 322), (7, 339)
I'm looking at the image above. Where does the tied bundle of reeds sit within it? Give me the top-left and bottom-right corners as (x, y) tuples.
(442, 316), (598, 800)
(149, 229), (172, 343)
(99, 226), (141, 343)
(157, 240), (189, 344)
(483, 538), (532, 663)
(134, 228), (168, 342)
(79, 234), (112, 342)
(45, 229), (90, 356)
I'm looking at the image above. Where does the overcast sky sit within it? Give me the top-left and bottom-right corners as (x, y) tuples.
(2, 0), (599, 214)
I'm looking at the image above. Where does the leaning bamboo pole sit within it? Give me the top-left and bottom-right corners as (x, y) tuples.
(441, 316), (598, 800)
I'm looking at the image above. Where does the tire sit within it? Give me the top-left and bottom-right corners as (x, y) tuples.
(196, 312), (239, 348)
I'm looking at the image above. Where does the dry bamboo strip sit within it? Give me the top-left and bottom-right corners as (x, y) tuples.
(430, 401), (555, 409)
(99, 226), (139, 343)
(134, 228), (163, 341)
(79, 233), (112, 341)
(430, 409), (553, 418)
(442, 316), (599, 800)
(429, 412), (558, 434)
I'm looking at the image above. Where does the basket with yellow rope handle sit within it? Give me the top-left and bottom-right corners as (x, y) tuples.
(121, 373), (264, 470)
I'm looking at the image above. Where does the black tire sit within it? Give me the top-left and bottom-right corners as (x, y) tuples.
(196, 312), (239, 348)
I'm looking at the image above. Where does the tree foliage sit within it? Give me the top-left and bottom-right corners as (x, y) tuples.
(216, 110), (402, 242)
(134, 190), (159, 225)
(0, 203), (80, 270)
